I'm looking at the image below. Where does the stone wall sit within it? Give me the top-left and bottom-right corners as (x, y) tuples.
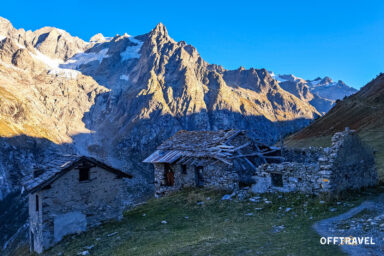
(29, 166), (132, 253)
(320, 130), (378, 193)
(282, 147), (323, 163)
(252, 129), (378, 196)
(154, 161), (239, 195)
(252, 162), (322, 194)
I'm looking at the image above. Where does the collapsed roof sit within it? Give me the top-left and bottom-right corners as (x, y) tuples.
(143, 130), (282, 167)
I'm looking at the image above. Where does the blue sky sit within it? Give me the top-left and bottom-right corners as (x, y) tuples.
(1, 0), (383, 89)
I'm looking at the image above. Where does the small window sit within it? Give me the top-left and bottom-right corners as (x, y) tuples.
(35, 194), (39, 212)
(271, 173), (283, 187)
(182, 165), (187, 174)
(79, 167), (90, 181)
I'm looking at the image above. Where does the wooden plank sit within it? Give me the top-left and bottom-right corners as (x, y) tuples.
(243, 157), (258, 171)
(214, 156), (233, 165)
(233, 142), (251, 151)
(224, 130), (243, 144)
(235, 159), (247, 170)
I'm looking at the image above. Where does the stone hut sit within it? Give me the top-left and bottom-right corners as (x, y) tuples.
(252, 128), (378, 195)
(22, 155), (133, 254)
(143, 130), (281, 195)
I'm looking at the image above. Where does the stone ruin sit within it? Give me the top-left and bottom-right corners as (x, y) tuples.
(22, 156), (133, 254)
(251, 128), (378, 196)
(143, 130), (282, 196)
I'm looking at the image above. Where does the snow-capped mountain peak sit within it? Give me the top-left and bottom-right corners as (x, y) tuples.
(269, 71), (358, 113)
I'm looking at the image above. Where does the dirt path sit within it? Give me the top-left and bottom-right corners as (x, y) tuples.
(313, 194), (384, 256)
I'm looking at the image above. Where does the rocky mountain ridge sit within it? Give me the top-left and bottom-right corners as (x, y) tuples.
(0, 16), (356, 201)
(270, 72), (357, 114)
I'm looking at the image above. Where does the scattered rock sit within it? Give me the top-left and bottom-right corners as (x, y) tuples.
(142, 213), (146, 217)
(285, 208), (292, 212)
(222, 194), (232, 200)
(272, 225), (285, 233)
(107, 232), (118, 237)
(84, 245), (95, 250)
(249, 197), (261, 202)
(197, 201), (204, 205)
(245, 213), (254, 216)
(161, 220), (167, 224)
(329, 208), (337, 212)
(78, 251), (89, 256)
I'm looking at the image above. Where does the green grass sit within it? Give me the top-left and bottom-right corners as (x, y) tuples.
(359, 130), (384, 180)
(37, 188), (384, 256)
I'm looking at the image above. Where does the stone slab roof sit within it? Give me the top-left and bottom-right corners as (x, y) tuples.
(22, 155), (132, 193)
(143, 130), (249, 165)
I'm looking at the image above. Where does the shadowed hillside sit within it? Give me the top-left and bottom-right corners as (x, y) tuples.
(285, 74), (384, 179)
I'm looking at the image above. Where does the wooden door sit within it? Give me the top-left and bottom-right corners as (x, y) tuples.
(164, 164), (174, 186)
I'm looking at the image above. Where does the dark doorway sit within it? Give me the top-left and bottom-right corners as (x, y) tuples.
(30, 232), (34, 252)
(181, 164), (187, 174)
(35, 195), (39, 212)
(164, 164), (174, 186)
(271, 173), (283, 187)
(195, 166), (204, 187)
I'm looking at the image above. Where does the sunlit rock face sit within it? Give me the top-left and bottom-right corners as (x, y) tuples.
(0, 17), (326, 200)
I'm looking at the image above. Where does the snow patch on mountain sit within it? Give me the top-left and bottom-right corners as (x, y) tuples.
(61, 48), (110, 69)
(0, 35), (6, 41)
(48, 68), (81, 79)
(270, 72), (288, 83)
(31, 49), (81, 78)
(31, 50), (61, 69)
(120, 37), (143, 61)
(120, 74), (129, 81)
(309, 78), (321, 86)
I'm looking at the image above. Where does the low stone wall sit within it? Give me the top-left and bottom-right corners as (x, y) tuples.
(321, 130), (378, 193)
(203, 163), (239, 191)
(252, 129), (378, 196)
(252, 162), (322, 194)
(282, 147), (323, 163)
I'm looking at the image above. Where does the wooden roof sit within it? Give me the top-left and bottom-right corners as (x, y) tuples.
(143, 130), (283, 168)
(22, 155), (132, 194)
(144, 130), (249, 165)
